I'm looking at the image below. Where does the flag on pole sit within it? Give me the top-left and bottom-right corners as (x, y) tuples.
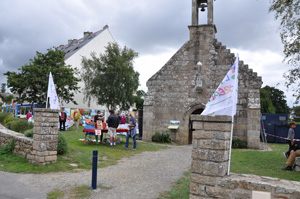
(46, 72), (60, 109)
(201, 55), (239, 116)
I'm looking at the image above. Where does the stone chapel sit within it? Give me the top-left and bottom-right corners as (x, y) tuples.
(142, 0), (263, 148)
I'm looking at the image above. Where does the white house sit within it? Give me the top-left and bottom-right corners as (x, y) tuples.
(58, 25), (115, 115)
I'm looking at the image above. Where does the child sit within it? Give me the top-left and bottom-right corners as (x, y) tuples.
(283, 121), (296, 159)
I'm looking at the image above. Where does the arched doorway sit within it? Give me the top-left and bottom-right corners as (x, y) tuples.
(189, 108), (204, 144)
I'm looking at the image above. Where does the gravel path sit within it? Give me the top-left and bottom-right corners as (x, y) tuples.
(0, 144), (192, 199)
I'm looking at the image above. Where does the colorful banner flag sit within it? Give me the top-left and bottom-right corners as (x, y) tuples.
(46, 72), (60, 110)
(201, 55), (239, 116)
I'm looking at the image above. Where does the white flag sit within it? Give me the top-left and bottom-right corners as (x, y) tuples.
(201, 55), (239, 116)
(46, 72), (60, 109)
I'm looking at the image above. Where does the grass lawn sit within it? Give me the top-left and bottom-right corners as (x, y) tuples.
(159, 171), (191, 199)
(160, 143), (300, 199)
(0, 126), (168, 173)
(230, 143), (300, 182)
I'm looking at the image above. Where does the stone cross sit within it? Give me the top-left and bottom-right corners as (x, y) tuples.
(192, 0), (214, 25)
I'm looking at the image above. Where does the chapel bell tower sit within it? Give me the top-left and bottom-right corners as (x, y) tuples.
(192, 0), (214, 25)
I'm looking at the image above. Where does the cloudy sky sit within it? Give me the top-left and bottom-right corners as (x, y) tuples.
(0, 0), (296, 106)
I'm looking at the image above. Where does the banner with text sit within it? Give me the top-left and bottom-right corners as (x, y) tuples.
(201, 55), (239, 116)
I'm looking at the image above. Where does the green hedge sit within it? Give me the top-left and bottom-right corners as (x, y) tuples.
(152, 131), (171, 143)
(0, 112), (14, 125)
(5, 118), (34, 133)
(24, 128), (33, 137)
(57, 133), (68, 155)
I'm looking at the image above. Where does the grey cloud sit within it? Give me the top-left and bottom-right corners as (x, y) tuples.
(0, 0), (283, 89)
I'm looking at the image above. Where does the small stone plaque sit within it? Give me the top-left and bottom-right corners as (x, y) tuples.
(252, 191), (271, 199)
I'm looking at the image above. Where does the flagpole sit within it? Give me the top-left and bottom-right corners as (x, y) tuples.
(227, 54), (239, 175)
(46, 72), (51, 109)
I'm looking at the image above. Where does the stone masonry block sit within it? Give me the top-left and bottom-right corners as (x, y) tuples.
(35, 127), (58, 135)
(193, 130), (230, 140)
(192, 149), (200, 160)
(32, 141), (47, 151)
(204, 123), (231, 132)
(190, 183), (201, 195)
(40, 123), (51, 127)
(295, 157), (300, 166)
(199, 139), (230, 150)
(45, 155), (57, 162)
(193, 122), (203, 130)
(191, 160), (202, 174)
(50, 127), (59, 135)
(191, 115), (232, 123)
(33, 134), (54, 141)
(49, 151), (57, 155)
(33, 127), (41, 135)
(199, 149), (229, 162)
(191, 173), (217, 186)
(217, 178), (240, 189)
(48, 117), (59, 123)
(36, 156), (45, 163)
(205, 186), (231, 198)
(202, 162), (228, 177)
(42, 112), (54, 117)
(36, 151), (49, 156)
(47, 141), (57, 151)
(192, 139), (199, 149)
(247, 137), (260, 149)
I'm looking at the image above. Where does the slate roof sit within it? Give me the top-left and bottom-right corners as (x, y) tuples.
(57, 26), (108, 60)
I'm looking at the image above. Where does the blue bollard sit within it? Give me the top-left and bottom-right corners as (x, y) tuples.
(92, 150), (98, 190)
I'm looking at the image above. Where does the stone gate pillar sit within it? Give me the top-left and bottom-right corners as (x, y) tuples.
(190, 115), (231, 199)
(30, 108), (59, 166)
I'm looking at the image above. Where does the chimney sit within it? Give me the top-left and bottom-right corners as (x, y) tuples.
(103, 25), (109, 29)
(84, 31), (92, 38)
(68, 39), (73, 45)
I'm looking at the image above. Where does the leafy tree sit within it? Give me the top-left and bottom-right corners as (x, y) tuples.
(291, 106), (300, 122)
(269, 1), (300, 101)
(260, 86), (290, 114)
(4, 48), (80, 105)
(1, 83), (6, 93)
(81, 42), (139, 110)
(134, 90), (146, 110)
(260, 88), (275, 114)
(263, 86), (290, 114)
(4, 95), (14, 104)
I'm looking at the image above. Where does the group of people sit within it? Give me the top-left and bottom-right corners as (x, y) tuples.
(281, 121), (300, 171)
(93, 109), (137, 150)
(59, 108), (81, 132)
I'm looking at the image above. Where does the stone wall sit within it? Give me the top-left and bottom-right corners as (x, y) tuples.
(0, 108), (59, 166)
(143, 24), (262, 148)
(296, 157), (300, 172)
(190, 115), (300, 199)
(0, 125), (33, 158)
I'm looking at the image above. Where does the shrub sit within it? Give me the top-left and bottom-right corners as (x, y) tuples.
(0, 139), (15, 154)
(0, 112), (14, 125)
(152, 131), (161, 142)
(5, 118), (34, 133)
(24, 128), (33, 137)
(57, 133), (68, 155)
(152, 131), (171, 143)
(232, 137), (247, 149)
